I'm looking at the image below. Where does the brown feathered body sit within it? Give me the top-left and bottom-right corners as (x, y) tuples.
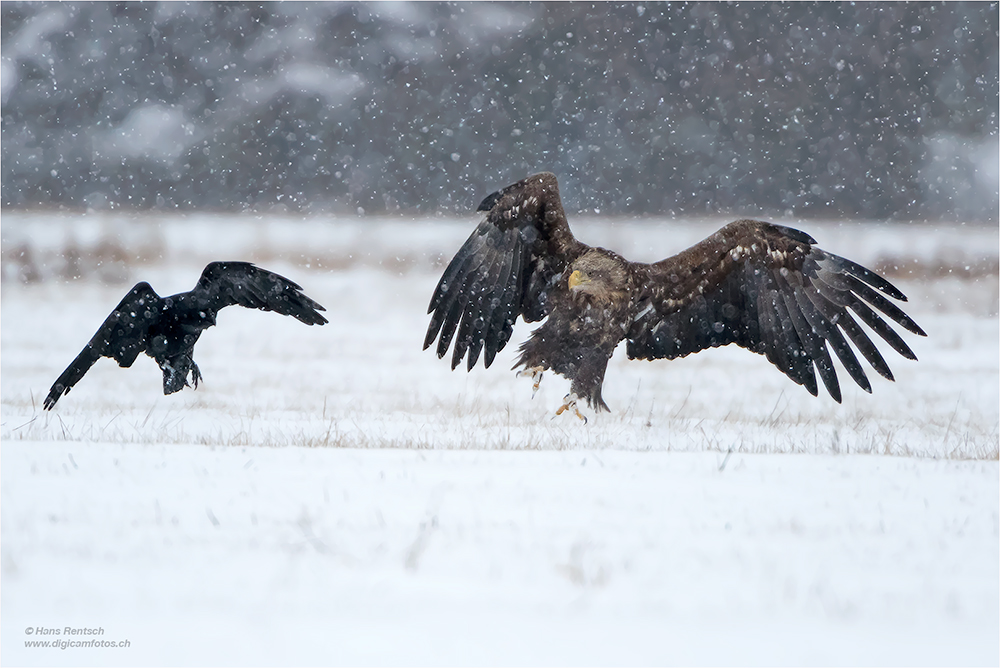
(514, 249), (640, 410)
(424, 172), (925, 413)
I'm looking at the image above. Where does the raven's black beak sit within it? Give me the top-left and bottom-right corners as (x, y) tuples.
(477, 189), (503, 212)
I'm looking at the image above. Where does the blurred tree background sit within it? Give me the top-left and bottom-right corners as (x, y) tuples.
(2, 1), (997, 221)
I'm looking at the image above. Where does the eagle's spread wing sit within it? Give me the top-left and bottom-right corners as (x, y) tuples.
(626, 219), (926, 402)
(44, 282), (163, 410)
(424, 172), (588, 370)
(192, 262), (328, 325)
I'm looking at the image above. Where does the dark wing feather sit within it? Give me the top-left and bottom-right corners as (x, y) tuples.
(44, 282), (162, 410)
(626, 219), (926, 402)
(191, 262), (328, 325)
(424, 172), (587, 370)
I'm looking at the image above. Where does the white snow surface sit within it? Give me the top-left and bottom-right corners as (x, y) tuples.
(2, 213), (998, 666)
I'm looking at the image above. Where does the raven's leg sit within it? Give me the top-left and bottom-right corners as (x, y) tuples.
(159, 358), (183, 394)
(189, 361), (202, 389)
(159, 355), (197, 395)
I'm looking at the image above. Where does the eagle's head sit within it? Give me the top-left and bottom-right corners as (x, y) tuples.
(568, 269), (615, 301)
(567, 269), (595, 292)
(567, 252), (631, 301)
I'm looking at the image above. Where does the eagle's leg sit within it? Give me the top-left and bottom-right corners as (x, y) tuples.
(554, 393), (588, 424)
(516, 365), (545, 397)
(564, 352), (611, 413)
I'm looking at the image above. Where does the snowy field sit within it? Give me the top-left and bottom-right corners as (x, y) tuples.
(2, 212), (998, 666)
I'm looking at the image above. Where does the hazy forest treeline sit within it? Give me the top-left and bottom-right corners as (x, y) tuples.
(2, 2), (997, 221)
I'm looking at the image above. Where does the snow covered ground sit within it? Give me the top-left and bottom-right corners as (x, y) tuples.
(2, 213), (998, 665)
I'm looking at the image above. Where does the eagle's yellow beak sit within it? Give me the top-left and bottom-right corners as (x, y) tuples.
(568, 269), (590, 291)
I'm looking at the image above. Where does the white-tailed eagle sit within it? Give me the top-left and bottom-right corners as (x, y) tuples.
(424, 172), (926, 419)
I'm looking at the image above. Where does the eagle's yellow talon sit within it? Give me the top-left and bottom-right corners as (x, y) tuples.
(554, 393), (588, 424)
(517, 365), (545, 397)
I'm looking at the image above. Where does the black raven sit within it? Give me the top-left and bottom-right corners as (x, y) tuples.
(44, 262), (328, 410)
(425, 172), (926, 418)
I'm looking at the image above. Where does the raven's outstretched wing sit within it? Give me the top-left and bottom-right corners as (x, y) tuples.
(626, 219), (927, 402)
(424, 172), (588, 370)
(44, 282), (163, 410)
(192, 262), (328, 325)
